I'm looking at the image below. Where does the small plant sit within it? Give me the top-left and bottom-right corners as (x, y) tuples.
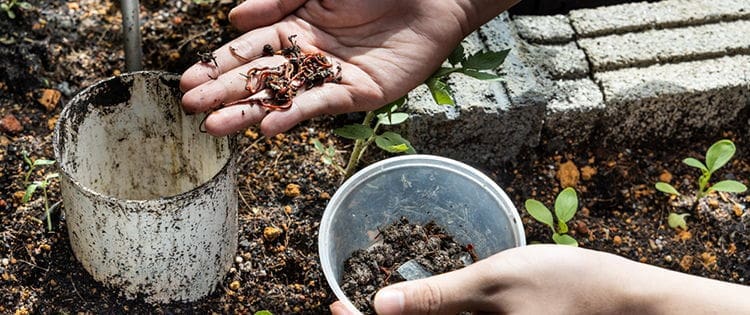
(21, 152), (59, 231)
(332, 43), (509, 179)
(334, 96), (416, 178)
(311, 138), (346, 176)
(23, 172), (59, 231)
(0, 0), (32, 19)
(254, 311), (273, 315)
(22, 150), (55, 184)
(655, 139), (747, 229)
(426, 43), (509, 105)
(525, 187), (579, 246)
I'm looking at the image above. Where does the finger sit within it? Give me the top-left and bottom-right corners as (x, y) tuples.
(228, 0), (307, 32)
(258, 62), (382, 136)
(329, 301), (362, 315)
(203, 104), (266, 136)
(182, 55), (287, 114)
(373, 263), (495, 315)
(259, 83), (357, 137)
(180, 27), (283, 93)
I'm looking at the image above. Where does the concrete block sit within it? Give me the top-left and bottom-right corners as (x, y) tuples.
(543, 79), (605, 145)
(569, 0), (750, 37)
(595, 55), (750, 143)
(526, 42), (590, 79)
(513, 15), (575, 44)
(578, 19), (750, 71)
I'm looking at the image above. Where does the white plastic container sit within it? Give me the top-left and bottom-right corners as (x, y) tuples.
(53, 71), (237, 303)
(319, 154), (525, 311)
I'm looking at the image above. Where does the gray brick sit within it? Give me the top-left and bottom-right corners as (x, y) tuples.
(527, 42), (589, 79)
(595, 55), (750, 142)
(513, 15), (575, 44)
(579, 20), (750, 71)
(569, 0), (750, 37)
(543, 79), (605, 145)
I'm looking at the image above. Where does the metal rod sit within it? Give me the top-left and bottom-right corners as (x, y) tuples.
(121, 0), (143, 72)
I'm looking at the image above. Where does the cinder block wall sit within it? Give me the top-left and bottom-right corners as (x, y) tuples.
(404, 0), (750, 166)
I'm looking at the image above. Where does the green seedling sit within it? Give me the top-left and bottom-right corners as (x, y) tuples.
(254, 311), (273, 315)
(332, 42), (509, 179)
(311, 138), (345, 176)
(655, 139), (747, 230)
(23, 172), (59, 231)
(334, 96), (416, 179)
(426, 44), (509, 105)
(1, 0), (32, 19)
(22, 150), (55, 184)
(525, 187), (579, 246)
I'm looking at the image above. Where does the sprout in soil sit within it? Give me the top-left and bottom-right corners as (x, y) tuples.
(525, 187), (580, 246)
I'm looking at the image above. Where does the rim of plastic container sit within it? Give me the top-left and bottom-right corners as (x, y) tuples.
(318, 154), (526, 312)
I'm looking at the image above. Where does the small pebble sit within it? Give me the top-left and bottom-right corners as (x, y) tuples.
(235, 256), (243, 264)
(284, 183), (301, 197)
(229, 280), (241, 291)
(263, 226), (283, 241)
(1, 258), (8, 266)
(612, 235), (622, 246)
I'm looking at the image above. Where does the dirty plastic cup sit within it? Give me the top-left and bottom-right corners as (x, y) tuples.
(319, 154), (525, 311)
(53, 71), (237, 303)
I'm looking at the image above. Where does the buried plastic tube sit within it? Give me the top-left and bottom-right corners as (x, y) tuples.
(121, 0), (143, 72)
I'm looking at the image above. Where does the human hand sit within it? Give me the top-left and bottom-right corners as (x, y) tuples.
(329, 244), (750, 315)
(180, 0), (517, 137)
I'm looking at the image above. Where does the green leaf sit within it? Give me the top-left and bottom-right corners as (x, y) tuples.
(333, 124), (374, 140)
(322, 156), (333, 165)
(552, 233), (578, 247)
(22, 183), (38, 203)
(448, 43), (465, 66)
(45, 173), (59, 181)
(18, 2), (33, 10)
(377, 112), (409, 126)
(311, 138), (325, 152)
(7, 10), (14, 19)
(374, 132), (416, 154)
(655, 182), (681, 196)
(432, 67), (460, 78)
(33, 159), (55, 166)
(0, 4), (9, 10)
(709, 180), (747, 193)
(525, 199), (554, 229)
(554, 187), (578, 223)
(254, 311), (274, 315)
(426, 77), (454, 106)
(374, 96), (406, 116)
(457, 69), (503, 81)
(557, 221), (568, 234)
(682, 158), (707, 172)
(462, 49), (510, 70)
(667, 213), (689, 230)
(706, 139), (735, 173)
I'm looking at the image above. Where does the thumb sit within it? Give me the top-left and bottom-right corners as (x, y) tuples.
(228, 0), (306, 31)
(372, 266), (488, 315)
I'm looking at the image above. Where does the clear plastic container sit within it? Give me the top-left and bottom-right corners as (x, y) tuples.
(319, 154), (525, 311)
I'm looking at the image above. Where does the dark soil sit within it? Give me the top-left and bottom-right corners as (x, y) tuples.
(1, 1), (749, 314)
(341, 218), (471, 314)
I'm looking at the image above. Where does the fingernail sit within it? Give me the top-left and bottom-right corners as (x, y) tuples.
(374, 288), (405, 315)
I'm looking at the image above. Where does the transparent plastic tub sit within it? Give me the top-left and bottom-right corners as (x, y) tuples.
(319, 154), (525, 311)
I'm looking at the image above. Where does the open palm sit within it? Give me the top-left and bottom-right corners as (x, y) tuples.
(180, 0), (513, 136)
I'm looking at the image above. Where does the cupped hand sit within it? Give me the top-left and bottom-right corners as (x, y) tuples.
(180, 0), (515, 137)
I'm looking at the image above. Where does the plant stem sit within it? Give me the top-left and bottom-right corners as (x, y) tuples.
(343, 111), (377, 179)
(43, 186), (51, 231)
